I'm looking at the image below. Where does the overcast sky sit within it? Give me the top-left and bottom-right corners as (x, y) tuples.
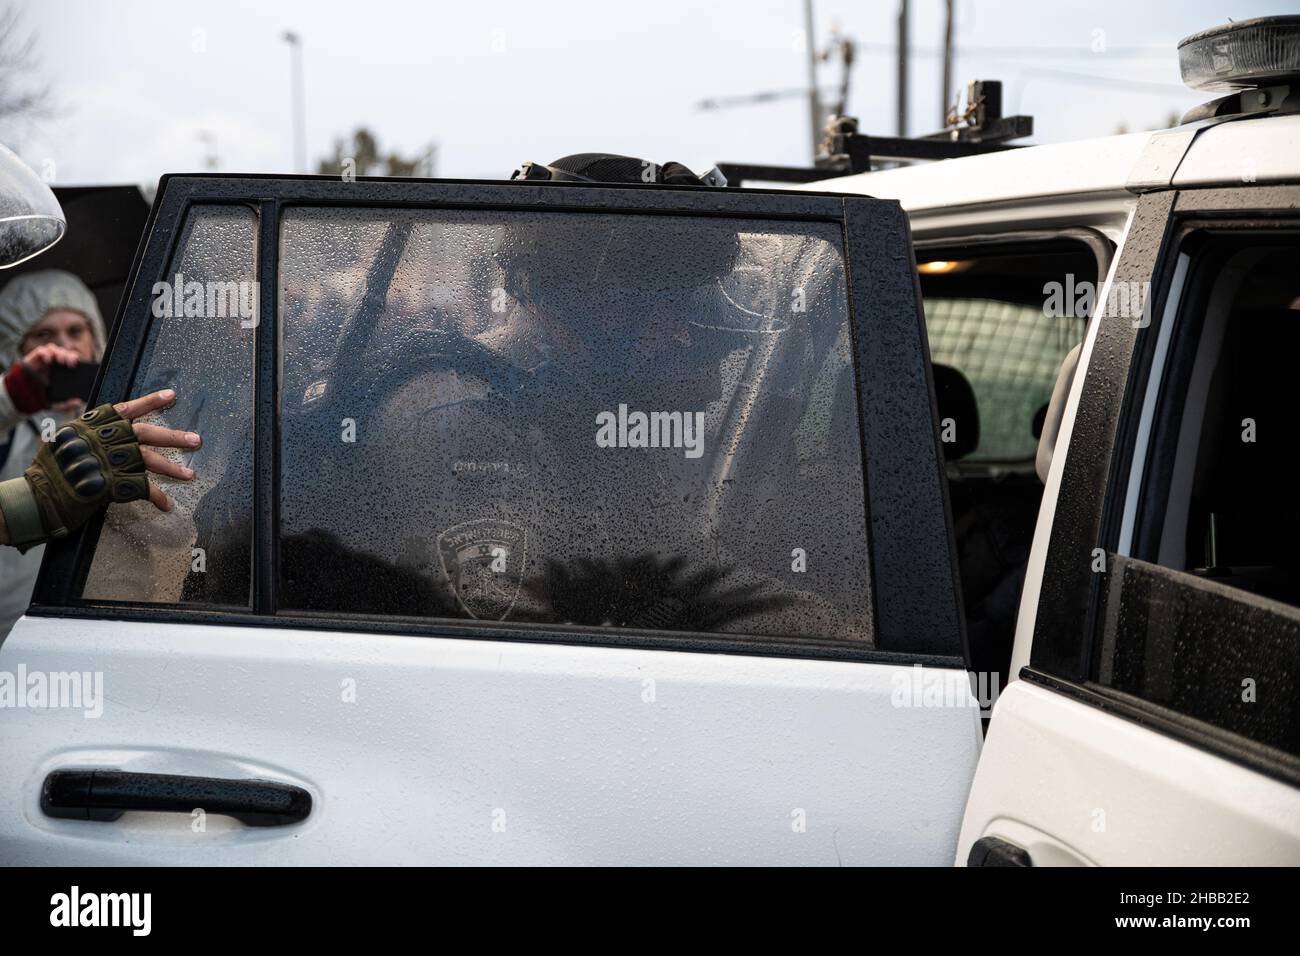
(11, 0), (1297, 185)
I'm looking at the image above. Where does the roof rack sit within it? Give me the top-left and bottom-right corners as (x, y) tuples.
(717, 80), (1033, 187)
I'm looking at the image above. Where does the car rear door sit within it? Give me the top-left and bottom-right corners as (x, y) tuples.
(959, 185), (1300, 866)
(0, 175), (978, 865)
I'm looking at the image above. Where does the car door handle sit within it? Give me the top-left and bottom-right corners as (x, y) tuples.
(41, 770), (312, 827)
(966, 835), (1032, 867)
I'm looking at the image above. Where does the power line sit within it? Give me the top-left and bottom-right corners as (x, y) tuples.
(1013, 67), (1188, 94)
(855, 41), (1170, 59)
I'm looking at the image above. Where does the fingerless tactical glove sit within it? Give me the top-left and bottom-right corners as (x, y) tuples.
(0, 404), (148, 551)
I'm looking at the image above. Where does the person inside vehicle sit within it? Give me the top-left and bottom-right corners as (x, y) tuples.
(274, 180), (775, 625)
(264, 154), (858, 637)
(0, 269), (199, 636)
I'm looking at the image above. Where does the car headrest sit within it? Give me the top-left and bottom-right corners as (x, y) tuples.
(1036, 343), (1082, 484)
(933, 363), (980, 461)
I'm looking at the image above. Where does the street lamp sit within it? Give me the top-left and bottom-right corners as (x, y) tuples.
(802, 0), (821, 162)
(281, 31), (306, 173)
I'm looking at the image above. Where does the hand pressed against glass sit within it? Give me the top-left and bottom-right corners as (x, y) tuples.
(0, 389), (202, 548)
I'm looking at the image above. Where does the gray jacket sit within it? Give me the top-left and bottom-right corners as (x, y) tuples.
(0, 270), (105, 640)
(0, 390), (45, 638)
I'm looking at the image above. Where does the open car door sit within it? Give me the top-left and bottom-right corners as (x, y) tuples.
(959, 187), (1300, 866)
(2, 174), (978, 865)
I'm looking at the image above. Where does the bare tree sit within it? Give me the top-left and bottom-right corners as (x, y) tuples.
(0, 6), (55, 143)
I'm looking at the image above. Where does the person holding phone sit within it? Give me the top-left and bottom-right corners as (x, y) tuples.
(0, 270), (107, 636)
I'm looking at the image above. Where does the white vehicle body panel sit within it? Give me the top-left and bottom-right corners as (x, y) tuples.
(797, 131), (1151, 213)
(804, 115), (1300, 206)
(800, 114), (1300, 241)
(957, 680), (1300, 866)
(0, 616), (982, 865)
(802, 176), (1136, 247)
(1172, 113), (1300, 186)
(899, 194), (1134, 244)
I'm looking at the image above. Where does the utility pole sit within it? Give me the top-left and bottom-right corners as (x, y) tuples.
(941, 0), (954, 126)
(803, 0), (821, 161)
(282, 31), (306, 173)
(896, 0), (909, 136)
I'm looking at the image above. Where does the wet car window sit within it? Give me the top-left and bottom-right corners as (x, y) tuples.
(82, 204), (257, 606)
(276, 207), (873, 642)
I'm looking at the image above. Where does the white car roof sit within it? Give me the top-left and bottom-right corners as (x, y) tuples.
(796, 113), (1300, 211)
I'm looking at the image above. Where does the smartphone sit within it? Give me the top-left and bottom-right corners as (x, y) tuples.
(47, 361), (100, 404)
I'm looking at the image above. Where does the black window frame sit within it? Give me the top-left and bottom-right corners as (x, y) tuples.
(1023, 184), (1300, 786)
(31, 173), (964, 668)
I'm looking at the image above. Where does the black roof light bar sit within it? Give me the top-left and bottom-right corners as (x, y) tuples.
(717, 80), (1033, 187)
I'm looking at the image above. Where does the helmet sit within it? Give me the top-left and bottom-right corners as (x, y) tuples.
(511, 153), (727, 188)
(496, 153), (736, 311)
(477, 154), (746, 385)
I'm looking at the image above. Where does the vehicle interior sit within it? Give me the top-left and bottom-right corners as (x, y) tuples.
(1138, 236), (1300, 607)
(917, 236), (1103, 685)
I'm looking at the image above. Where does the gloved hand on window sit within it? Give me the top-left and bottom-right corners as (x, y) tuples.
(0, 389), (200, 551)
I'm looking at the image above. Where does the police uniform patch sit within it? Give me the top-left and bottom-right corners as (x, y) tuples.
(436, 518), (529, 620)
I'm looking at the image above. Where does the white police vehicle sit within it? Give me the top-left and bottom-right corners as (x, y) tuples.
(1, 16), (1298, 866)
